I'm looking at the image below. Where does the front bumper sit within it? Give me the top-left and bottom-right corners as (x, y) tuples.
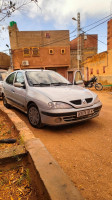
(0, 87), (3, 97)
(40, 102), (102, 126)
(0, 91), (2, 97)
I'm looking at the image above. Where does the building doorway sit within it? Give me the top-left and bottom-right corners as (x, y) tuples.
(68, 71), (73, 83)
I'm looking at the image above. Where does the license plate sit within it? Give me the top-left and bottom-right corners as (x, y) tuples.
(77, 109), (94, 117)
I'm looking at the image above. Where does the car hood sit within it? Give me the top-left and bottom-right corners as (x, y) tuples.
(31, 85), (95, 101)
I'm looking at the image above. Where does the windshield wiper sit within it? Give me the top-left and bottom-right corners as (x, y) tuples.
(32, 83), (50, 87)
(51, 82), (72, 86)
(51, 82), (68, 86)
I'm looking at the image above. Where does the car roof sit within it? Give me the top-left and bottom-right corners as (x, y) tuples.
(14, 69), (52, 72)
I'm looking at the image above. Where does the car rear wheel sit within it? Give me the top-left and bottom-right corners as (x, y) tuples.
(28, 103), (43, 128)
(3, 95), (11, 108)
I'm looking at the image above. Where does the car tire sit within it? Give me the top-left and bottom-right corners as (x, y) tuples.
(28, 103), (44, 128)
(3, 95), (11, 109)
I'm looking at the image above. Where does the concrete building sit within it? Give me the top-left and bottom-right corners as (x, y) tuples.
(68, 34), (97, 83)
(9, 22), (70, 78)
(83, 19), (112, 85)
(0, 52), (10, 70)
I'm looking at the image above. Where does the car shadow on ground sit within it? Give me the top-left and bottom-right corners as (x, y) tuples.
(0, 101), (100, 136)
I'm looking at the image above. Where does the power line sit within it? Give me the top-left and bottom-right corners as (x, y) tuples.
(82, 13), (112, 30)
(82, 17), (111, 33)
(1, 13), (111, 53)
(0, 28), (76, 53)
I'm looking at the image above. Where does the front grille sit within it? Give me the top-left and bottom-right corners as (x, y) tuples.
(85, 98), (93, 103)
(70, 99), (81, 105)
(70, 97), (93, 106)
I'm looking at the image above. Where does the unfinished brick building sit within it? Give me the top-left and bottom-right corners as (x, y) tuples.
(107, 19), (112, 50)
(0, 52), (10, 70)
(9, 22), (70, 78)
(68, 34), (98, 82)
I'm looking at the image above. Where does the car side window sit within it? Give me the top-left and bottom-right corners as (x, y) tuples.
(6, 72), (16, 85)
(15, 72), (25, 84)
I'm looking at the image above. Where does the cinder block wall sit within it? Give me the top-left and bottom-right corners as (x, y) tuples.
(0, 52), (10, 69)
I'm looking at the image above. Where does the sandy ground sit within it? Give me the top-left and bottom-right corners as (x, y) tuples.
(0, 90), (112, 200)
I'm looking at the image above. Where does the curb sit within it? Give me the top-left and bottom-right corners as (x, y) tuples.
(0, 105), (84, 200)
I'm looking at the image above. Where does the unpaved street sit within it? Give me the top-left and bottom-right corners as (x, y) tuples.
(1, 90), (112, 200)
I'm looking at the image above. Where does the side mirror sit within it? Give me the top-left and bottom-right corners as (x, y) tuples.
(73, 70), (84, 85)
(75, 80), (84, 85)
(14, 82), (25, 88)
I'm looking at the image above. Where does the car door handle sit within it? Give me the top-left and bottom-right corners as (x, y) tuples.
(11, 89), (15, 93)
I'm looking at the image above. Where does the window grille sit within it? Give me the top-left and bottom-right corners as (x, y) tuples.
(23, 48), (30, 57)
(32, 47), (39, 56)
(46, 33), (50, 38)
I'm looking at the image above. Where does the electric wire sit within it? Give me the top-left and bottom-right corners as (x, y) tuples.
(82, 13), (112, 30)
(1, 11), (111, 52)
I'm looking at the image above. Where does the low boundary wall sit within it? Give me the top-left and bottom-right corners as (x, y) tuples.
(0, 105), (84, 200)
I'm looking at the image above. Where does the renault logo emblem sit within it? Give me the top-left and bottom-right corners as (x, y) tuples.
(82, 100), (86, 104)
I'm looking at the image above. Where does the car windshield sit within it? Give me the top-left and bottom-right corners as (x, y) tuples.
(26, 70), (72, 86)
(0, 72), (7, 81)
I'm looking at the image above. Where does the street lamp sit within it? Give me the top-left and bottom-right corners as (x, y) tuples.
(72, 17), (77, 21)
(72, 12), (81, 70)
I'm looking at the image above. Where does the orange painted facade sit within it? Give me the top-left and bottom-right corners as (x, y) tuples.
(84, 50), (112, 84)
(84, 19), (112, 85)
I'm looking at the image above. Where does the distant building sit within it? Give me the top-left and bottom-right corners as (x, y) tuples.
(107, 19), (112, 50)
(68, 34), (97, 83)
(83, 19), (112, 85)
(0, 52), (10, 70)
(9, 22), (70, 78)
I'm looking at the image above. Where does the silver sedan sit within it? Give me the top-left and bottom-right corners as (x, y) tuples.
(3, 69), (102, 128)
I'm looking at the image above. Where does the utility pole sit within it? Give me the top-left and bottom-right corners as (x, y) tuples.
(77, 12), (81, 70)
(72, 12), (82, 70)
(6, 44), (13, 71)
(9, 49), (13, 71)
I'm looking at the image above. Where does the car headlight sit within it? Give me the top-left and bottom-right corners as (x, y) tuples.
(48, 102), (73, 109)
(94, 95), (100, 104)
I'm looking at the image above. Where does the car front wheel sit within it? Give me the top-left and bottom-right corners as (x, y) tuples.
(28, 103), (43, 128)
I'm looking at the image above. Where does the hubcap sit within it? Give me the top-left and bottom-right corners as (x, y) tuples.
(28, 106), (39, 125)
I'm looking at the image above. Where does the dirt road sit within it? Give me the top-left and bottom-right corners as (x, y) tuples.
(1, 90), (112, 200)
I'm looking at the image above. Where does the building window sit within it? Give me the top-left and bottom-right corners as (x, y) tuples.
(23, 48), (30, 57)
(90, 68), (93, 74)
(61, 49), (65, 54)
(103, 66), (106, 73)
(49, 49), (54, 55)
(97, 69), (99, 74)
(32, 47), (39, 57)
(46, 33), (50, 38)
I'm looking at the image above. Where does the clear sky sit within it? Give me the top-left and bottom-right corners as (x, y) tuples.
(0, 0), (112, 55)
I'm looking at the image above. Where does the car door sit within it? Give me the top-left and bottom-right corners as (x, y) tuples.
(13, 71), (27, 112)
(3, 72), (16, 104)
